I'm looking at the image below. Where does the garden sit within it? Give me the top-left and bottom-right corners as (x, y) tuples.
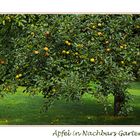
(0, 15), (140, 125)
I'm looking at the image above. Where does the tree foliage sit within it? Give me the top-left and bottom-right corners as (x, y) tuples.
(0, 14), (140, 115)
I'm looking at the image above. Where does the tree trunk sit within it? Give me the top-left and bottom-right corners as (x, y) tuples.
(114, 94), (125, 116)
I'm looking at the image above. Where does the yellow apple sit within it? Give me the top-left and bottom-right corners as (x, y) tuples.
(33, 50), (39, 54)
(90, 58), (95, 63)
(121, 61), (125, 64)
(44, 47), (49, 51)
(98, 23), (102, 27)
(106, 48), (111, 52)
(66, 51), (70, 55)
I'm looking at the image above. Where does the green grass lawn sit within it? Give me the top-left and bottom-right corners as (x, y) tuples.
(0, 82), (140, 125)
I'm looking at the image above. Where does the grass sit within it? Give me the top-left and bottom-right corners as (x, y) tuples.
(0, 82), (140, 125)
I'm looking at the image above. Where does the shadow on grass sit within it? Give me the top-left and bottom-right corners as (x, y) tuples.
(0, 86), (140, 125)
(47, 99), (139, 125)
(0, 95), (113, 125)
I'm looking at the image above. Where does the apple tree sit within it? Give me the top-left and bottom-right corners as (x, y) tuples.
(0, 14), (139, 116)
